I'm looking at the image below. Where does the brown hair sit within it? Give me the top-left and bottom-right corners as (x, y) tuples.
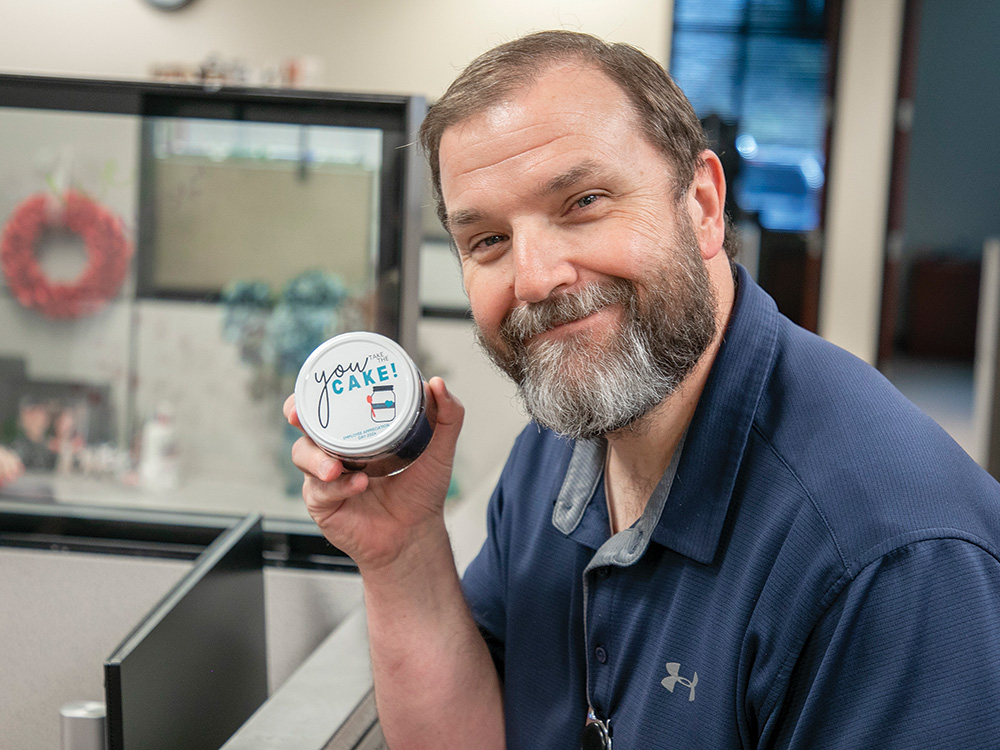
(419, 30), (739, 255)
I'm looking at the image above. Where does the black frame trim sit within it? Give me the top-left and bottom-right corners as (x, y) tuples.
(0, 501), (357, 571)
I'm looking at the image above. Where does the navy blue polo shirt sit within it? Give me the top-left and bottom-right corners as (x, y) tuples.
(461, 265), (1000, 749)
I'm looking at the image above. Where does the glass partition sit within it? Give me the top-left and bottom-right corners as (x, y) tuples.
(0, 74), (424, 522)
(142, 118), (383, 299)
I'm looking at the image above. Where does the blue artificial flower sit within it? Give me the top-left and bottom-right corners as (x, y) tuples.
(279, 270), (349, 308)
(267, 271), (349, 375)
(221, 281), (273, 366)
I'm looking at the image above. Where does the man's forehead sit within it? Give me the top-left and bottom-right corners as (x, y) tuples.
(439, 62), (632, 148)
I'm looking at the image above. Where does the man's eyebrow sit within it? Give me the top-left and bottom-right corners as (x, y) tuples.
(445, 207), (485, 231)
(537, 161), (605, 198)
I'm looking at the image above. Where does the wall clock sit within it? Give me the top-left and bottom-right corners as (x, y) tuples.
(144, 0), (197, 10)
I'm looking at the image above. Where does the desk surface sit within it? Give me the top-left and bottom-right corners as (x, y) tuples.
(2, 470), (312, 521)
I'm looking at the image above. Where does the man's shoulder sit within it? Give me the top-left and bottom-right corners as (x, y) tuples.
(758, 314), (957, 472)
(750, 316), (1000, 565)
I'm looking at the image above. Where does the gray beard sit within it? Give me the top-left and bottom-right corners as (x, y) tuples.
(474, 220), (718, 440)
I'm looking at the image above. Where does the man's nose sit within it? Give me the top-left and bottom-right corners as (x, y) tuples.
(511, 224), (579, 304)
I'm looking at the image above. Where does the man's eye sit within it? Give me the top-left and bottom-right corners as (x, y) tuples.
(471, 234), (506, 253)
(575, 194), (600, 209)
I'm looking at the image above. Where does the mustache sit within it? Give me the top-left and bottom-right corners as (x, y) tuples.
(499, 279), (635, 344)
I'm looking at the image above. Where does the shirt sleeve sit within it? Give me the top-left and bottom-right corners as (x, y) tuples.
(769, 536), (1000, 749)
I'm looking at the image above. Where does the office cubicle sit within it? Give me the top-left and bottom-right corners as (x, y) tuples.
(1, 503), (366, 749)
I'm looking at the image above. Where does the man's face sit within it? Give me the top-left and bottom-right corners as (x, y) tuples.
(438, 62), (717, 438)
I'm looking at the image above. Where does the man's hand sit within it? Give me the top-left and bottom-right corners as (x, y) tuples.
(282, 376), (464, 573)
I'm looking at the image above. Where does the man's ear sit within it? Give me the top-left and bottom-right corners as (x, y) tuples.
(686, 150), (727, 261)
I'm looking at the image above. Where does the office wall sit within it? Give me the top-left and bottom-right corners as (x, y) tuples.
(903, 0), (1000, 255)
(0, 0), (671, 99)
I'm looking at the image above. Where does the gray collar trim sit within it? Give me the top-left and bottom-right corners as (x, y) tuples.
(551, 433), (686, 568)
(552, 438), (605, 535)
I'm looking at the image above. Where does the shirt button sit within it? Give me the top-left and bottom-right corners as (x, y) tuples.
(595, 645), (608, 664)
(596, 567), (610, 579)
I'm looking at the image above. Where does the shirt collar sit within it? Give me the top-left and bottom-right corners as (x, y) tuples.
(552, 433), (685, 565)
(550, 264), (779, 564)
(650, 264), (778, 562)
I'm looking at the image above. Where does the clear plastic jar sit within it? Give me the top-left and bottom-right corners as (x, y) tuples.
(294, 332), (434, 476)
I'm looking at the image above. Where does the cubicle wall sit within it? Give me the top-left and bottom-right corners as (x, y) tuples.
(0, 504), (364, 750)
(104, 514), (267, 750)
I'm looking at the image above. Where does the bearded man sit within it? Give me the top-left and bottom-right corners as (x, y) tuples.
(286, 30), (1000, 750)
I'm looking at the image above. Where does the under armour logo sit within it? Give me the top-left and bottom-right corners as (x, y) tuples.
(661, 662), (698, 702)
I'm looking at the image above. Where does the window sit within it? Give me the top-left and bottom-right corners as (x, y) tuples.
(671, 0), (829, 233)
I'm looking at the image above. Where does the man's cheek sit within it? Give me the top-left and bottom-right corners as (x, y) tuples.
(468, 293), (510, 339)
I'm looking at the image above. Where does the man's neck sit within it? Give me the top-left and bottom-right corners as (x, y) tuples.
(603, 362), (705, 533)
(604, 259), (736, 534)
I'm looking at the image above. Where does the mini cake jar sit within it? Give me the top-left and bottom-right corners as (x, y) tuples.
(294, 331), (435, 477)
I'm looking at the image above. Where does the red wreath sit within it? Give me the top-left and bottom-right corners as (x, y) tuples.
(0, 190), (133, 319)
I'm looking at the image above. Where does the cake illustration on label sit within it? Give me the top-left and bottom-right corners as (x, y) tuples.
(368, 385), (396, 423)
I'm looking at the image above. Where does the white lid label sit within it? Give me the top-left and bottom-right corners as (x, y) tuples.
(296, 333), (420, 456)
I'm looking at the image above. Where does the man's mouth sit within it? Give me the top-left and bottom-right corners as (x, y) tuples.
(539, 308), (599, 332)
(500, 279), (634, 348)
(524, 305), (619, 346)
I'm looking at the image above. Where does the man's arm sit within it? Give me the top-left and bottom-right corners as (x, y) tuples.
(767, 537), (1000, 749)
(284, 377), (504, 750)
